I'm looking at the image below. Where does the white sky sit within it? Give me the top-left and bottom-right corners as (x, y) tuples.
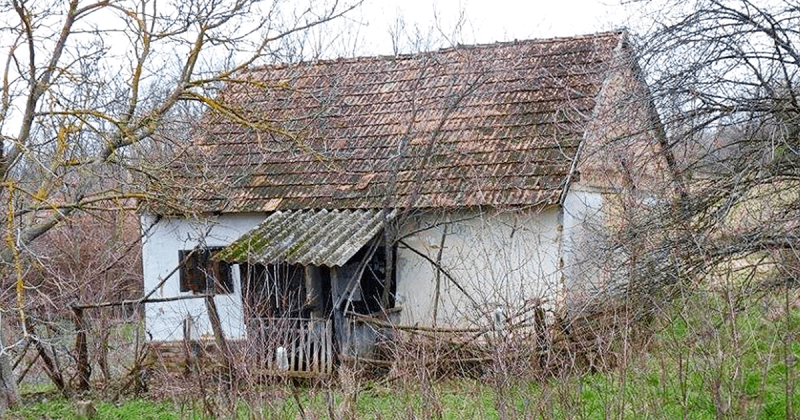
(0, 0), (640, 137)
(352, 0), (636, 55)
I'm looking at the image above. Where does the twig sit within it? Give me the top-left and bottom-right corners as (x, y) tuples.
(11, 339), (30, 370)
(397, 239), (480, 309)
(346, 312), (484, 333)
(15, 351), (39, 385)
(72, 293), (215, 310)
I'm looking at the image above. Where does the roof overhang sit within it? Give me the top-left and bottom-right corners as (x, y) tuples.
(215, 208), (398, 267)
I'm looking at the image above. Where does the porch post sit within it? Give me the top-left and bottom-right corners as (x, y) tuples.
(304, 266), (323, 318)
(329, 267), (348, 357)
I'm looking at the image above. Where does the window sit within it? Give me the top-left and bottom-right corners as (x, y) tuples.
(179, 247), (234, 294)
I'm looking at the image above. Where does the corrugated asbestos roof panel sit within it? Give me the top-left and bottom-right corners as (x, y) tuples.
(160, 32), (627, 212)
(215, 209), (398, 267)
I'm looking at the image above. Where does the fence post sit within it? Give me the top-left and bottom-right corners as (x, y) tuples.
(72, 307), (90, 391)
(204, 296), (236, 385)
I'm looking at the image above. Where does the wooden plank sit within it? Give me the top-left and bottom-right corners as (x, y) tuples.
(303, 321), (310, 372)
(258, 369), (327, 379)
(311, 321), (320, 373)
(266, 319), (273, 370)
(258, 318), (265, 366)
(326, 320), (333, 375)
(249, 317), (335, 377)
(317, 320), (323, 374)
(298, 323), (306, 372)
(319, 321), (325, 374)
(284, 320), (291, 371)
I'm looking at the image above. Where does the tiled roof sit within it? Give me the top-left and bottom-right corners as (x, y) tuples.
(214, 209), (397, 266)
(177, 32), (625, 212)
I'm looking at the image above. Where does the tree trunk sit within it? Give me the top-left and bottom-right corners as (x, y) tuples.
(24, 317), (67, 396)
(203, 296), (236, 385)
(0, 323), (19, 415)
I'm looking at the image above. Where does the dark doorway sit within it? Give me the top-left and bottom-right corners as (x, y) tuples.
(241, 263), (307, 318)
(345, 243), (396, 315)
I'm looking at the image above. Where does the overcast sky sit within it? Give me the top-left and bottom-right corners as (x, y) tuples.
(351, 0), (638, 55)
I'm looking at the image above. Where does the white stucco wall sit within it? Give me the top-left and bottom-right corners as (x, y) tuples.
(394, 208), (563, 328)
(142, 194), (611, 339)
(561, 187), (617, 307)
(141, 212), (266, 341)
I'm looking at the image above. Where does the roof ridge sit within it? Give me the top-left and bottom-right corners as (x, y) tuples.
(246, 30), (626, 74)
(439, 30), (625, 53)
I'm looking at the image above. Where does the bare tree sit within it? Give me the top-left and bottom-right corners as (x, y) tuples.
(600, 3), (800, 416)
(0, 0), (360, 410)
(613, 0), (800, 295)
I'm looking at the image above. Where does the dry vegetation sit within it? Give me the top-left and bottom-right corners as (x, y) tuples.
(5, 278), (799, 419)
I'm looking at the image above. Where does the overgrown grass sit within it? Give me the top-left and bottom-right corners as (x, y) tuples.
(7, 398), (191, 420)
(9, 286), (800, 419)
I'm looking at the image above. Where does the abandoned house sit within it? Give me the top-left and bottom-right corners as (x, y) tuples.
(141, 31), (670, 375)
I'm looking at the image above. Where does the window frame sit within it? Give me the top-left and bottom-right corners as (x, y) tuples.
(178, 247), (234, 295)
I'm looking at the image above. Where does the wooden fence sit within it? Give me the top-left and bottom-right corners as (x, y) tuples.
(250, 317), (333, 377)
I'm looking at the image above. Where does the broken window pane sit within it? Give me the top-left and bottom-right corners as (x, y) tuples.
(178, 247), (233, 294)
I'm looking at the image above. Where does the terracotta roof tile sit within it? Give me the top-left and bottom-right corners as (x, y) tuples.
(177, 32), (625, 211)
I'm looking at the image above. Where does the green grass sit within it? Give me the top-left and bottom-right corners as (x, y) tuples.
(117, 320), (144, 342)
(17, 381), (57, 395)
(7, 398), (193, 420)
(8, 371), (799, 420)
